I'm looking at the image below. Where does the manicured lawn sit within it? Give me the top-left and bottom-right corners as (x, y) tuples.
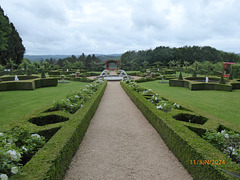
(0, 81), (88, 127)
(139, 81), (240, 126)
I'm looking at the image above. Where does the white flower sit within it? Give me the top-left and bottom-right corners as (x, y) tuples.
(164, 103), (166, 106)
(31, 134), (41, 139)
(11, 167), (18, 174)
(232, 150), (238, 155)
(67, 99), (70, 101)
(0, 174), (8, 180)
(173, 103), (177, 106)
(75, 95), (79, 98)
(155, 97), (158, 101)
(176, 104), (180, 108)
(221, 130), (226, 134)
(0, 132), (3, 136)
(224, 134), (229, 139)
(22, 146), (28, 152)
(157, 105), (163, 109)
(6, 150), (20, 160)
(228, 146), (234, 151)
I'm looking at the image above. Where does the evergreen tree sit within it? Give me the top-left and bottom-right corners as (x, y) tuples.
(219, 75), (226, 84)
(0, 6), (11, 52)
(178, 72), (183, 80)
(0, 6), (25, 66)
(228, 68), (233, 80)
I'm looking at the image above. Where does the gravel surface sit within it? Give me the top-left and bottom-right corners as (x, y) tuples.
(64, 81), (192, 180)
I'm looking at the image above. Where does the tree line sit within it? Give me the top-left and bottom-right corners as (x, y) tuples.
(121, 46), (240, 71)
(0, 53), (104, 75)
(0, 6), (25, 67)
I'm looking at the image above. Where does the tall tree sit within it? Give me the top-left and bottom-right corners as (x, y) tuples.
(0, 6), (25, 66)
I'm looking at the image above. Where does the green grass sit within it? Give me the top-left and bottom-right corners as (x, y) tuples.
(0, 81), (88, 127)
(140, 81), (240, 126)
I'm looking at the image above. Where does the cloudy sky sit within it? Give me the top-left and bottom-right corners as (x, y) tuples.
(1, 0), (240, 55)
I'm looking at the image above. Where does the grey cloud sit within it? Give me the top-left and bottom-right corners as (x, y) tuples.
(1, 0), (240, 54)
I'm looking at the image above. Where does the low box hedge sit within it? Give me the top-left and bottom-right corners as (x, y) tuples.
(0, 75), (40, 81)
(121, 81), (240, 180)
(169, 77), (240, 91)
(14, 81), (107, 180)
(0, 78), (58, 91)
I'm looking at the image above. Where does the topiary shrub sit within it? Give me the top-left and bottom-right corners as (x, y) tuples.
(229, 69), (233, 80)
(219, 75), (226, 84)
(178, 72), (183, 80)
(41, 70), (46, 78)
(192, 70), (197, 77)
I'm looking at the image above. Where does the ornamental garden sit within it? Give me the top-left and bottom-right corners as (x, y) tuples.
(0, 56), (240, 179)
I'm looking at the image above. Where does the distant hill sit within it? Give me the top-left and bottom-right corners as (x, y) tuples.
(24, 54), (122, 61)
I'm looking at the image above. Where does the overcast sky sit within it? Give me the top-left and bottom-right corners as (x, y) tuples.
(1, 0), (240, 55)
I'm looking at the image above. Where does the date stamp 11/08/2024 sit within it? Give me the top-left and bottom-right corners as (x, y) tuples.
(190, 160), (226, 165)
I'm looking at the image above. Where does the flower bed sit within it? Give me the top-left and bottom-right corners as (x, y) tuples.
(2, 80), (107, 180)
(121, 80), (240, 179)
(0, 128), (46, 179)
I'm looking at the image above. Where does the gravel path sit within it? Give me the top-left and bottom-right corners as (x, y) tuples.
(64, 81), (192, 180)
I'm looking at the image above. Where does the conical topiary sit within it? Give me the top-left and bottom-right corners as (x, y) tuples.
(219, 75), (226, 84)
(228, 69), (233, 80)
(41, 69), (46, 78)
(178, 72), (183, 80)
(192, 70), (196, 77)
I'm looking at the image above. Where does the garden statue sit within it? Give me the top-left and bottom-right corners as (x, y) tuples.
(205, 76), (209, 83)
(14, 75), (19, 81)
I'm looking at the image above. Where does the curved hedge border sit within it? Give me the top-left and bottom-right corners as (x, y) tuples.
(14, 81), (107, 180)
(0, 77), (58, 91)
(121, 81), (240, 180)
(169, 76), (240, 91)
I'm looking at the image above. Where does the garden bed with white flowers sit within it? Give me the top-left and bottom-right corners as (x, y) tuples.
(121, 79), (240, 180)
(1, 80), (107, 180)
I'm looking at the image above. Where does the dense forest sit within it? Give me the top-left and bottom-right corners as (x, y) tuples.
(121, 46), (240, 71)
(0, 6), (25, 67)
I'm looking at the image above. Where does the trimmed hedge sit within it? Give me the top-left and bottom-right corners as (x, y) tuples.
(0, 75), (40, 81)
(14, 81), (107, 180)
(0, 78), (58, 91)
(121, 81), (240, 180)
(169, 77), (240, 91)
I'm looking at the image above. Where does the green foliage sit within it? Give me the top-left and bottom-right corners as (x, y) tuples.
(0, 7), (25, 66)
(50, 80), (104, 113)
(192, 70), (197, 77)
(203, 130), (240, 164)
(41, 69), (46, 78)
(121, 46), (240, 71)
(0, 77), (58, 91)
(219, 75), (226, 84)
(178, 72), (183, 80)
(0, 127), (45, 179)
(228, 69), (233, 80)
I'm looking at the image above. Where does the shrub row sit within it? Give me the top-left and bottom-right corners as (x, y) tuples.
(0, 75), (40, 81)
(0, 78), (58, 91)
(169, 77), (240, 91)
(121, 81), (240, 180)
(14, 80), (107, 179)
